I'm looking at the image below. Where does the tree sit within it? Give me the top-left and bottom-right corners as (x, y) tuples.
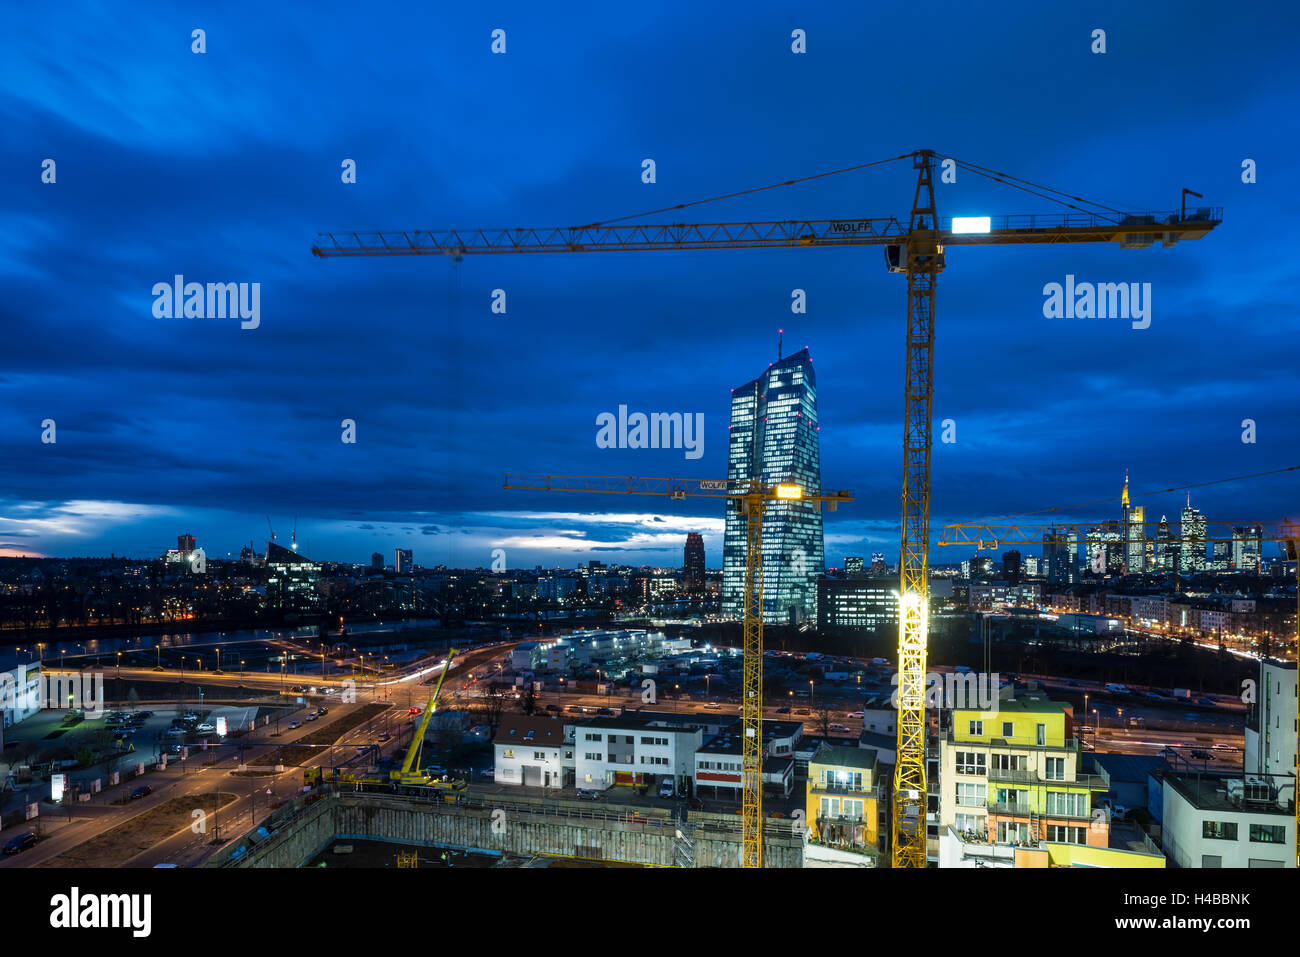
(478, 684), (508, 737)
(520, 685), (537, 716)
(813, 703), (834, 739)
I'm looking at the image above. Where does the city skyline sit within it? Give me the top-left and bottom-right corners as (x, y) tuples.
(2, 6), (1298, 570)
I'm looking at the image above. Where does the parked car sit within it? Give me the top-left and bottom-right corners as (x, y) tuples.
(794, 708), (810, 716)
(659, 778), (676, 798)
(829, 723), (850, 733)
(166, 744), (183, 754)
(131, 785), (153, 800)
(847, 711), (865, 718)
(288, 720), (301, 730)
(480, 767), (495, 778)
(775, 706), (791, 714)
(596, 707), (614, 716)
(3, 832), (37, 855)
(576, 788), (600, 800)
(165, 728), (186, 738)
(304, 713), (318, 722)
(1191, 749), (1213, 760)
(704, 703), (722, 711)
(315, 708), (328, 716)
(136, 711), (154, 719)
(195, 723), (215, 733)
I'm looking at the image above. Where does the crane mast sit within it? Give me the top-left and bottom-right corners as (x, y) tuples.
(503, 474), (851, 867)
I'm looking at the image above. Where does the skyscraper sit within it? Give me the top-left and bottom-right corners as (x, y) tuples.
(395, 548), (413, 574)
(683, 532), (706, 591)
(178, 534), (196, 554)
(1120, 472), (1146, 573)
(1155, 515), (1175, 572)
(371, 552), (384, 571)
(1232, 525), (1263, 573)
(844, 556), (865, 575)
(1043, 527), (1078, 586)
(1180, 497), (1206, 572)
(722, 347), (823, 624)
(1003, 549), (1022, 583)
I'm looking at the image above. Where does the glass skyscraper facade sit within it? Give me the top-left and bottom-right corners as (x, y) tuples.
(722, 348), (823, 625)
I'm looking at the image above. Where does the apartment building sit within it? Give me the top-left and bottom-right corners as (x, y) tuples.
(939, 690), (1110, 852)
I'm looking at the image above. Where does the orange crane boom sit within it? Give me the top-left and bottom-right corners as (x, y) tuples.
(316, 149), (1221, 867)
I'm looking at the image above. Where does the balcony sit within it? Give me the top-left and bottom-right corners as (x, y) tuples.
(814, 815), (878, 857)
(986, 768), (1109, 791)
(809, 782), (878, 799)
(987, 800), (1032, 816)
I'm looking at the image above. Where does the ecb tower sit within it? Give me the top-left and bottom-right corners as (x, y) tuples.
(721, 348), (824, 625)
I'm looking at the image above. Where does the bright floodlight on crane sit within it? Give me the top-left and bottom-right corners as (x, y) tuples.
(775, 484), (803, 499)
(950, 216), (992, 234)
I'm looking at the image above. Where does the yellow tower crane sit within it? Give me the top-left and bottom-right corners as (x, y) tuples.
(315, 150), (1221, 866)
(940, 517), (1300, 867)
(502, 474), (852, 867)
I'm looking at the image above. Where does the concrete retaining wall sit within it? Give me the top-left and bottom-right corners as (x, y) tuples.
(217, 790), (805, 868)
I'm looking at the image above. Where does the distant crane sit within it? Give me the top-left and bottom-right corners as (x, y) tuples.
(266, 516), (276, 543)
(315, 149), (1221, 866)
(503, 473), (852, 867)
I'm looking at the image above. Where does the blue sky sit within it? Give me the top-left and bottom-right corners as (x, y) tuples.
(1, 1), (1297, 568)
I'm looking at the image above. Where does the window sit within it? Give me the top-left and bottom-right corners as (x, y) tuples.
(1036, 723), (1046, 747)
(1250, 824), (1286, 844)
(991, 754), (1025, 772)
(584, 733), (601, 742)
(1044, 757), (1065, 781)
(954, 813), (982, 834)
(955, 751), (986, 775)
(841, 799), (864, 821)
(533, 751), (546, 760)
(1002, 721), (1014, 738)
(820, 796), (839, 819)
(968, 720), (984, 736)
(584, 752), (601, 761)
(996, 821), (1030, 843)
(955, 782), (986, 808)
(502, 749), (514, 759)
(1202, 820), (1239, 841)
(1201, 855), (1222, 868)
(1046, 825), (1085, 844)
(1045, 791), (1088, 818)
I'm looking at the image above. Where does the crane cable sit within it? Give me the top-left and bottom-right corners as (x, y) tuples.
(945, 154), (1131, 216)
(576, 152), (912, 228)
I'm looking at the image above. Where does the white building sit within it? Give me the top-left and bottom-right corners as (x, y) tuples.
(1245, 659), (1297, 780)
(493, 715), (574, 789)
(572, 717), (701, 791)
(1160, 772), (1294, 868)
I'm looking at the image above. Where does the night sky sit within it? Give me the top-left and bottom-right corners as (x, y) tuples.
(2, 1), (1296, 569)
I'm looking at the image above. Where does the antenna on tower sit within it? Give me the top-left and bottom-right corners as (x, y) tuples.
(778, 328), (783, 360)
